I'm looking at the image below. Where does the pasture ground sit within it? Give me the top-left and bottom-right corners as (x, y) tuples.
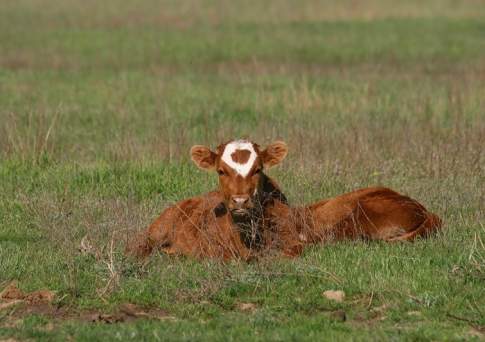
(0, 1), (484, 340)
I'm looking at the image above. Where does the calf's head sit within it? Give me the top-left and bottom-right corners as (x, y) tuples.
(191, 140), (288, 216)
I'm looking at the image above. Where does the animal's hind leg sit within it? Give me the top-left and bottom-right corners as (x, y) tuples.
(386, 212), (442, 242)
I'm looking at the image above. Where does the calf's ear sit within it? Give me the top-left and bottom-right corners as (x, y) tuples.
(261, 141), (288, 168)
(190, 145), (217, 170)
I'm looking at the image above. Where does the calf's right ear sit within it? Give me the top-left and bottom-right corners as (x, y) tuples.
(190, 145), (217, 170)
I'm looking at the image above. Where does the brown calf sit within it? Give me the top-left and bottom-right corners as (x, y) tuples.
(126, 139), (442, 260)
(126, 140), (290, 260)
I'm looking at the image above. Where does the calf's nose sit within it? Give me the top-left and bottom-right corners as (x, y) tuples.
(231, 195), (250, 206)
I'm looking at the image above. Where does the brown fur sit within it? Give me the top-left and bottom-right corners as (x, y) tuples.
(125, 174), (289, 260)
(127, 192), (251, 260)
(126, 140), (442, 260)
(267, 187), (442, 255)
(231, 149), (251, 164)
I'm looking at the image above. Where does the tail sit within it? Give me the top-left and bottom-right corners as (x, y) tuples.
(388, 211), (442, 241)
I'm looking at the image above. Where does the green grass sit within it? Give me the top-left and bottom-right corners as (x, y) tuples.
(1, 1), (484, 340)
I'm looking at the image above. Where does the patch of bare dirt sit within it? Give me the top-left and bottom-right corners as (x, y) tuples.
(80, 303), (174, 324)
(0, 281), (55, 306)
(0, 282), (174, 328)
(0, 282), (26, 301)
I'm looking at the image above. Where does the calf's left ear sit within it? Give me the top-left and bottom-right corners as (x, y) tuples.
(191, 145), (217, 170)
(261, 141), (288, 168)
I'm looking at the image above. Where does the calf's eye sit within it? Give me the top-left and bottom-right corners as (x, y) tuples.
(217, 169), (225, 176)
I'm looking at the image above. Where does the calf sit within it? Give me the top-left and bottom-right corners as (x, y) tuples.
(126, 140), (290, 260)
(127, 139), (442, 260)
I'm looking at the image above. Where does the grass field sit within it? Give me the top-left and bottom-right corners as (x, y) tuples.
(1, 0), (484, 340)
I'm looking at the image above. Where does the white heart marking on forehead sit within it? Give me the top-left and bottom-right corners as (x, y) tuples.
(221, 140), (257, 177)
